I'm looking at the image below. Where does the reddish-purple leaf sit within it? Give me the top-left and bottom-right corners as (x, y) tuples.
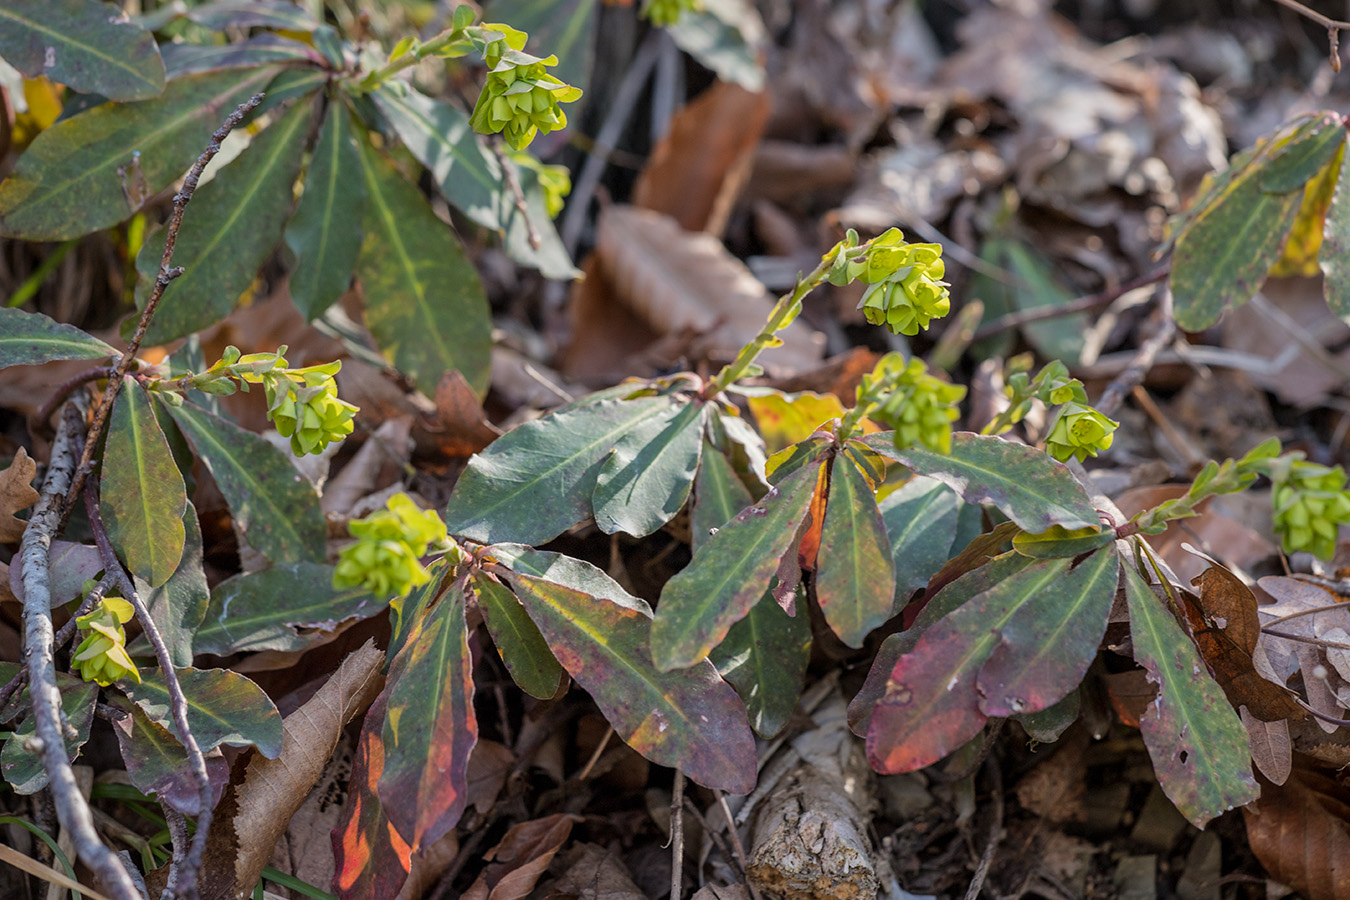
(867, 557), (1075, 773)
(978, 548), (1119, 717)
(378, 580), (477, 852)
(110, 696), (228, 816)
(501, 569), (757, 794)
(332, 694), (413, 900)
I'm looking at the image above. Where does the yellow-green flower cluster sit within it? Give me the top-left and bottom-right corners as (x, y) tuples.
(856, 229), (951, 336)
(72, 597), (140, 686)
(334, 494), (455, 599)
(1272, 461), (1350, 560)
(641, 0), (702, 26)
(470, 24), (582, 150)
(260, 361), (358, 456)
(1045, 403), (1118, 464)
(874, 358), (966, 454)
(507, 149), (572, 218)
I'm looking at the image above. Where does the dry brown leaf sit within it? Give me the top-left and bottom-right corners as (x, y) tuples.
(1244, 766), (1350, 900)
(397, 831), (461, 900)
(1240, 707), (1292, 786)
(539, 843), (646, 900)
(200, 641), (384, 900)
(0, 448), (39, 543)
(1184, 563), (1304, 723)
(465, 738), (515, 816)
(691, 886), (751, 900)
(632, 81), (769, 237)
(577, 205), (823, 380)
(421, 370), (501, 458)
(462, 813), (580, 900)
(322, 417), (414, 517)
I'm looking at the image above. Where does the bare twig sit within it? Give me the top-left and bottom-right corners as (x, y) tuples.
(1266, 0), (1350, 69)
(161, 808), (191, 900)
(83, 487), (212, 900)
(20, 405), (143, 900)
(962, 755), (1004, 900)
(489, 140), (541, 250)
(669, 771), (685, 900)
(65, 93), (265, 517)
(970, 265), (1169, 343)
(1095, 288), (1176, 418)
(32, 367), (117, 434)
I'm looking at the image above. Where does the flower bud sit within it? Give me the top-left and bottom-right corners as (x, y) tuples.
(1045, 403), (1117, 464)
(856, 239), (951, 336)
(333, 493), (452, 599)
(1272, 461), (1350, 560)
(72, 597), (140, 686)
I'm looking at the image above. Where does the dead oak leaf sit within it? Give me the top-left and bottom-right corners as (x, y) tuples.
(0, 448), (39, 543)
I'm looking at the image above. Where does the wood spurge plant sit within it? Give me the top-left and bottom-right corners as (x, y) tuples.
(6, 1), (1350, 899)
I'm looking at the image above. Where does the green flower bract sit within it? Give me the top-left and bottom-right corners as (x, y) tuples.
(1045, 403), (1118, 464)
(72, 596), (140, 686)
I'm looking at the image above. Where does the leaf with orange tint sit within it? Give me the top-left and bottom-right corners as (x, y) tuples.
(497, 562), (756, 794)
(462, 813), (580, 900)
(1244, 767), (1350, 900)
(379, 580), (477, 852)
(815, 455), (895, 647)
(1123, 562), (1259, 828)
(869, 552), (1115, 773)
(332, 693), (412, 900)
(747, 391), (848, 455)
(1184, 564), (1304, 723)
(426, 370), (502, 458)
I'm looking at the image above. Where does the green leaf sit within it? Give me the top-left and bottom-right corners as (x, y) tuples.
(651, 459), (822, 672)
(139, 97), (314, 343)
(867, 556), (1096, 773)
(1322, 136), (1350, 317)
(1260, 113), (1346, 193)
(1122, 561), (1259, 827)
(865, 432), (1097, 532)
(161, 34), (323, 78)
(109, 695), (229, 815)
(665, 0), (766, 91)
(691, 440), (754, 552)
(194, 562), (384, 656)
(502, 570), (757, 793)
(379, 581), (477, 852)
(1, 678), (96, 794)
(879, 475), (963, 596)
(710, 590), (809, 739)
(815, 456), (895, 648)
(593, 399), (706, 537)
(0, 308), (114, 369)
(976, 547), (1118, 717)
(0, 0), (164, 101)
(356, 133), (491, 398)
(286, 100), (365, 321)
(184, 0), (318, 31)
(129, 501), (209, 668)
(124, 666), (283, 757)
(1014, 689), (1080, 744)
(0, 66), (278, 240)
(102, 379), (187, 587)
(973, 238), (1087, 365)
(445, 395), (676, 545)
(372, 87), (578, 279)
(472, 573), (563, 700)
(1170, 137), (1305, 331)
(164, 400), (325, 565)
(483, 0), (597, 98)
(486, 545), (651, 615)
(1012, 524), (1115, 559)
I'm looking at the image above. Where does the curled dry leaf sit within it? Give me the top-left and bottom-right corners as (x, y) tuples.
(1244, 766), (1350, 900)
(1240, 706), (1292, 785)
(566, 205), (823, 381)
(462, 813), (580, 900)
(0, 447), (39, 543)
(200, 641), (385, 900)
(632, 81), (770, 237)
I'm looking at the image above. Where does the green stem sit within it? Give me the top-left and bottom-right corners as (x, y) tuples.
(353, 26), (464, 93)
(703, 241), (872, 399)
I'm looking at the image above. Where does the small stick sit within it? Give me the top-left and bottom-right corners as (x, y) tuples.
(1095, 288), (1176, 419)
(489, 140), (540, 250)
(576, 726), (614, 780)
(83, 487), (213, 900)
(19, 405), (143, 900)
(971, 265), (1168, 343)
(65, 93), (265, 518)
(962, 755), (1004, 900)
(0, 575), (109, 715)
(669, 770), (685, 900)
